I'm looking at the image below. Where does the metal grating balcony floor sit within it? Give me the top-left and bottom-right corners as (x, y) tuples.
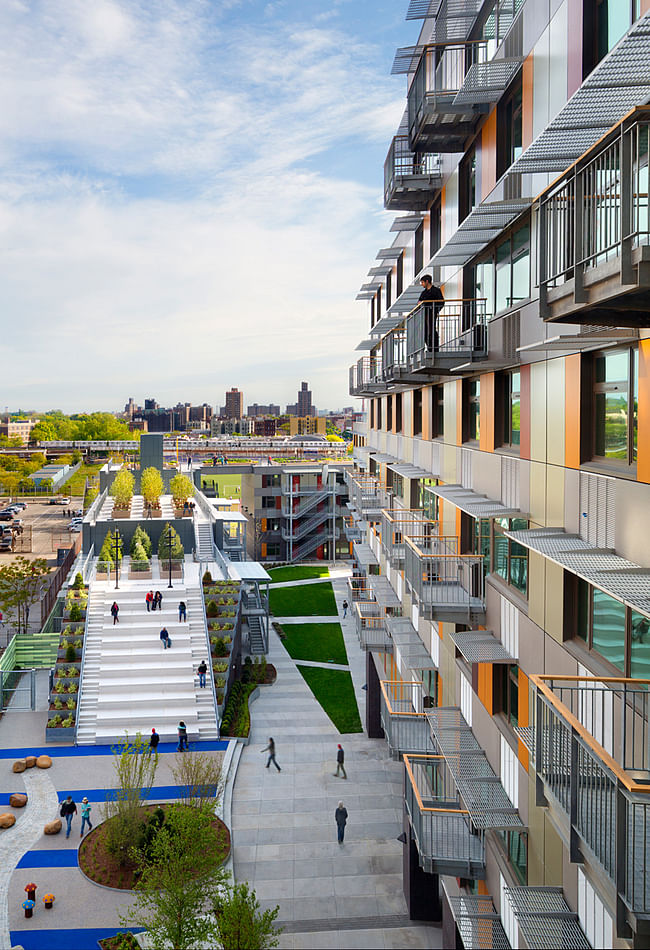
(368, 574), (401, 607)
(449, 629), (515, 663)
(453, 59), (523, 106)
(352, 542), (379, 567)
(503, 886), (589, 949)
(425, 483), (523, 519)
(387, 618), (438, 670)
(449, 898), (511, 950)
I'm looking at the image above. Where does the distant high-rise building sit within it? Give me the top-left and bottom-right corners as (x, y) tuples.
(224, 388), (243, 419)
(247, 404), (281, 417)
(297, 382), (314, 417)
(144, 398), (158, 411)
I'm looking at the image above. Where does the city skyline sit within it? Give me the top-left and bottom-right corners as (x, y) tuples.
(2, 0), (413, 412)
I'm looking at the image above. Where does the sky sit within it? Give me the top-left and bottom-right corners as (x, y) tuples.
(2, 0), (415, 414)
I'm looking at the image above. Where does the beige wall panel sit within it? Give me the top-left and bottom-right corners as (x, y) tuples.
(546, 464), (564, 527)
(527, 550), (546, 631)
(545, 632), (578, 676)
(403, 392), (413, 439)
(544, 813), (564, 883)
(440, 641), (456, 705)
(564, 467), (580, 535)
(443, 379), (456, 446)
(470, 694), (500, 770)
(546, 358), (565, 466)
(548, 2), (569, 120)
(442, 443), (457, 485)
(529, 460), (547, 526)
(615, 478), (650, 568)
(530, 363), (548, 463)
(519, 459), (531, 517)
(472, 449), (501, 500)
(544, 560), (564, 643)
(527, 775), (546, 885)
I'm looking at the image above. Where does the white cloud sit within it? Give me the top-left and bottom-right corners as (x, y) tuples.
(2, 0), (402, 411)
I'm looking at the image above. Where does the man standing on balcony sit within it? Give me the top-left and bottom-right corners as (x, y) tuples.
(419, 274), (444, 352)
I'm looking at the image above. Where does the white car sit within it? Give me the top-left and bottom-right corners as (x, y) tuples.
(68, 523), (82, 532)
(51, 497), (71, 506)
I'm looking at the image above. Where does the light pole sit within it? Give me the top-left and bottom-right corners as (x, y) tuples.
(113, 528), (121, 590)
(167, 523), (173, 589)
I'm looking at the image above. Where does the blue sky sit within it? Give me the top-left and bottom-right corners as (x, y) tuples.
(2, 0), (415, 413)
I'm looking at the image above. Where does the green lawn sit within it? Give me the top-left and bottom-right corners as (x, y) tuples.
(200, 473), (241, 498)
(297, 666), (362, 734)
(269, 581), (338, 617)
(59, 463), (103, 497)
(281, 622), (348, 665)
(268, 565), (330, 584)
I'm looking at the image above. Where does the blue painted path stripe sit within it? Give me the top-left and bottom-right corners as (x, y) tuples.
(0, 784), (202, 805)
(0, 739), (227, 759)
(17, 848), (79, 868)
(11, 928), (144, 950)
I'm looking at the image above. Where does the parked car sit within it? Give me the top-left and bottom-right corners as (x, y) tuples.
(49, 497), (71, 506)
(11, 501), (26, 510)
(0, 512), (15, 522)
(68, 524), (82, 533)
(0, 534), (14, 552)
(10, 519), (23, 532)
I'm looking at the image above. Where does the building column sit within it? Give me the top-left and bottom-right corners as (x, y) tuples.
(366, 651), (383, 739)
(402, 807), (440, 922)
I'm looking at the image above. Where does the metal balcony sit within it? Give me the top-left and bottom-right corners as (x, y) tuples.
(384, 135), (442, 211)
(403, 535), (485, 623)
(343, 515), (363, 542)
(348, 355), (388, 396)
(540, 109), (650, 326)
(380, 679), (436, 758)
(345, 471), (392, 520)
(346, 577), (374, 603)
(405, 299), (487, 373)
(353, 602), (395, 653)
(380, 509), (442, 569)
(530, 675), (650, 935)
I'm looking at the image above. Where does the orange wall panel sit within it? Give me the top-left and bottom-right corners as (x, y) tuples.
(477, 663), (493, 714)
(565, 353), (581, 469)
(481, 109), (497, 199)
(479, 372), (495, 452)
(456, 380), (463, 445)
(522, 52), (534, 149)
(518, 670), (529, 771)
(638, 340), (650, 483)
(422, 386), (431, 440)
(520, 364), (531, 460)
(642, 0), (650, 12)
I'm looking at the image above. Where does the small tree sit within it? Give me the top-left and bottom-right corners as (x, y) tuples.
(171, 750), (223, 811)
(122, 803), (229, 950)
(131, 539), (148, 570)
(72, 572), (85, 590)
(99, 530), (122, 566)
(158, 523), (184, 562)
(130, 525), (152, 558)
(110, 468), (135, 508)
(0, 557), (50, 635)
(169, 473), (195, 508)
(141, 467), (164, 507)
(103, 733), (158, 866)
(214, 882), (282, 950)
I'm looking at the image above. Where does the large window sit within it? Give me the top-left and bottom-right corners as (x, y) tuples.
(592, 347), (638, 465)
(396, 252), (404, 297)
(413, 389), (423, 437)
(495, 663), (519, 728)
(583, 0), (633, 77)
(571, 576), (645, 674)
(471, 221), (530, 319)
(493, 517), (528, 595)
(386, 395), (393, 431)
(501, 371), (521, 449)
(430, 199), (441, 258)
(497, 76), (522, 177)
(431, 385), (444, 438)
(465, 378), (481, 442)
(414, 222), (424, 275)
(460, 147), (477, 223)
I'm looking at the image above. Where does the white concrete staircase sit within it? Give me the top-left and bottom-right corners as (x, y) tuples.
(76, 558), (218, 745)
(194, 520), (214, 560)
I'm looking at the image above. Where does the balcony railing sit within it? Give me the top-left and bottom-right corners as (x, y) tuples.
(540, 110), (650, 325)
(349, 355), (385, 396)
(346, 577), (374, 603)
(380, 679), (436, 758)
(343, 516), (363, 542)
(406, 299), (487, 372)
(403, 754), (486, 877)
(403, 535), (485, 622)
(407, 42), (489, 150)
(353, 602), (395, 652)
(345, 471), (392, 519)
(531, 675), (650, 925)
(384, 135), (442, 211)
(380, 509), (442, 568)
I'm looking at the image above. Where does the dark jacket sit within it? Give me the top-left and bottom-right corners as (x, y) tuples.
(160, 628), (169, 641)
(60, 799), (77, 817)
(418, 284), (444, 305)
(337, 747), (344, 764)
(149, 732), (160, 749)
(198, 662), (207, 675)
(335, 806), (348, 827)
(110, 603), (118, 615)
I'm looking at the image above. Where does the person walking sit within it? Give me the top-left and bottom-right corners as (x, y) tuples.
(197, 660), (207, 688)
(342, 599), (349, 619)
(335, 801), (348, 844)
(153, 591), (163, 612)
(110, 602), (119, 625)
(160, 627), (170, 650)
(80, 797), (92, 836)
(177, 720), (188, 751)
(260, 737), (281, 771)
(334, 743), (347, 779)
(145, 591), (153, 612)
(60, 796), (77, 839)
(178, 601), (187, 622)
(148, 728), (160, 756)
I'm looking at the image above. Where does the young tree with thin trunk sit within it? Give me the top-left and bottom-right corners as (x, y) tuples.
(214, 882), (282, 950)
(171, 750), (223, 811)
(103, 732), (158, 865)
(0, 557), (50, 635)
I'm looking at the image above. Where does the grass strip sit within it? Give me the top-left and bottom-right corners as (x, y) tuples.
(267, 565), (330, 584)
(296, 666), (362, 734)
(281, 622), (348, 665)
(269, 581), (338, 617)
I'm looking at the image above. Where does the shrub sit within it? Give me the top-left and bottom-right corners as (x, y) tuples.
(66, 666), (78, 677)
(54, 681), (65, 693)
(211, 639), (229, 658)
(206, 600), (218, 618)
(110, 469), (135, 507)
(66, 698), (76, 710)
(60, 637), (69, 650)
(62, 716), (75, 727)
(130, 525), (152, 558)
(53, 698), (63, 710)
(141, 467), (164, 506)
(202, 570), (213, 585)
(169, 473), (195, 507)
(47, 715), (62, 727)
(65, 644), (77, 663)
(158, 523), (184, 562)
(73, 572), (85, 590)
(68, 682), (78, 693)
(131, 539), (149, 569)
(69, 604), (82, 622)
(74, 639), (83, 649)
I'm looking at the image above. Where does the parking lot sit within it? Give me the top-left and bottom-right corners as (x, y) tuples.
(0, 496), (83, 567)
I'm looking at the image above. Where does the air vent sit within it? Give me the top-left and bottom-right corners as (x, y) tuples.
(502, 311), (521, 359)
(579, 472), (615, 548)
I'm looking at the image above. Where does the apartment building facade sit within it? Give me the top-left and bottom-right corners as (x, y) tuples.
(349, 2), (650, 948)
(241, 463), (351, 562)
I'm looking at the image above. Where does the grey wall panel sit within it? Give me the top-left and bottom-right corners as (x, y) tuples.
(563, 467), (580, 534)
(615, 478), (650, 569)
(548, 1), (569, 119)
(472, 449), (502, 502)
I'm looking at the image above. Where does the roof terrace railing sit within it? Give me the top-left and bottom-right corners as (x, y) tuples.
(406, 298), (487, 371)
(540, 110), (650, 308)
(380, 679), (436, 758)
(403, 535), (484, 620)
(531, 675), (650, 922)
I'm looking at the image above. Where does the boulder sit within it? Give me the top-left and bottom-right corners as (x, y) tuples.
(9, 794), (27, 808)
(25, 756), (37, 769)
(44, 819), (62, 835)
(0, 813), (16, 829)
(36, 755), (52, 769)
(12, 760), (26, 773)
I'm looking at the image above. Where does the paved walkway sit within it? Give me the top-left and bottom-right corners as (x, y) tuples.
(231, 571), (441, 949)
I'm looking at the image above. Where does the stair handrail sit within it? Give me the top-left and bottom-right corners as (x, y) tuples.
(74, 578), (95, 746)
(198, 572), (222, 727)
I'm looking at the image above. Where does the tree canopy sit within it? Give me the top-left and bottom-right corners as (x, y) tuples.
(30, 412), (137, 443)
(0, 557), (50, 635)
